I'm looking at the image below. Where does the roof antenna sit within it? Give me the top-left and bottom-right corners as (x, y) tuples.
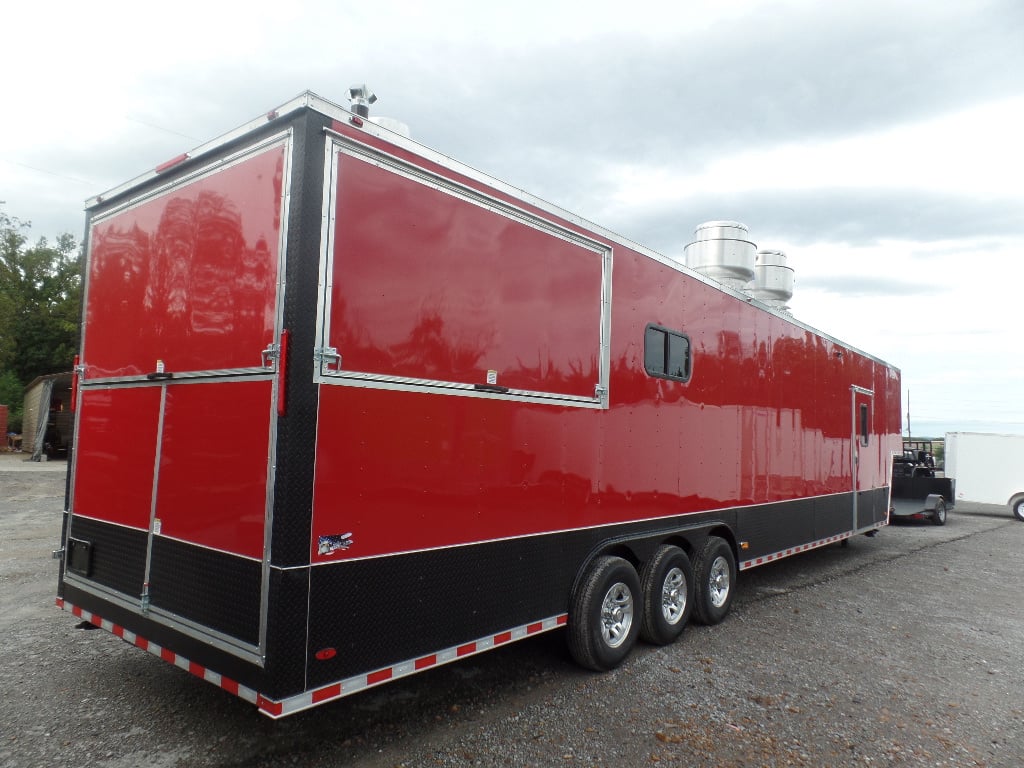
(347, 85), (377, 118)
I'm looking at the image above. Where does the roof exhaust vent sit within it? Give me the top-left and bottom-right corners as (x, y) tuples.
(347, 85), (412, 138)
(749, 249), (794, 312)
(347, 84), (377, 118)
(683, 221), (756, 290)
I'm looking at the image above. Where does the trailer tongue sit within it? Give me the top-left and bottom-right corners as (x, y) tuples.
(57, 89), (901, 717)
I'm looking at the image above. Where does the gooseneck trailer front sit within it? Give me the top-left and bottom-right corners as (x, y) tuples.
(56, 91), (901, 717)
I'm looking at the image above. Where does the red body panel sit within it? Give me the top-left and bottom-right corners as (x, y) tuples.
(82, 145), (285, 379)
(155, 380), (272, 559)
(73, 387), (161, 530)
(329, 152), (603, 397)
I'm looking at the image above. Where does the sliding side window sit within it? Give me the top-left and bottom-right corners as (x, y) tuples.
(644, 324), (691, 382)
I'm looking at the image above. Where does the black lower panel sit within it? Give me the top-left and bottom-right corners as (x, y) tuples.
(63, 517), (262, 645)
(149, 538), (262, 645)
(306, 492), (890, 689)
(736, 489), (889, 560)
(68, 516), (147, 598)
(736, 496), (820, 557)
(308, 533), (580, 686)
(306, 503), (735, 688)
(814, 495), (854, 541)
(63, 490), (891, 702)
(857, 486), (890, 529)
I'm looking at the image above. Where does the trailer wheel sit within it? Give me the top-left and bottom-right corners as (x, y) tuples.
(693, 536), (736, 626)
(1012, 496), (1024, 522)
(931, 500), (947, 526)
(639, 546), (693, 646)
(568, 556), (641, 671)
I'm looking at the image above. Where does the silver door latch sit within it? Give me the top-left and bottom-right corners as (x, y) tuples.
(261, 343), (280, 368)
(315, 346), (342, 372)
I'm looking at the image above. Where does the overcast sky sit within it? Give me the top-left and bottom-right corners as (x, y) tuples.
(3, 0), (1022, 436)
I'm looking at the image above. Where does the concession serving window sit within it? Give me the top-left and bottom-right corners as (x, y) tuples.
(316, 135), (612, 407)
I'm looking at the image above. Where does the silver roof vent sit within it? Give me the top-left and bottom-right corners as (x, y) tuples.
(683, 221), (756, 290)
(347, 84), (377, 118)
(347, 85), (412, 138)
(749, 249), (794, 312)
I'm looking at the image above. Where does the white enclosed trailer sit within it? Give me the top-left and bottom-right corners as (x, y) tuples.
(945, 432), (1024, 521)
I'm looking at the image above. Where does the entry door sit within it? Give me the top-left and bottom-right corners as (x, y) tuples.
(851, 385), (875, 530)
(69, 137), (290, 653)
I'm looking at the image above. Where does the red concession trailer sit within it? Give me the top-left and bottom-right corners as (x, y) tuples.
(57, 91), (902, 717)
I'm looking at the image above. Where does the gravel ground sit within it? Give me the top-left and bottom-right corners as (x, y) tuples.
(1, 452), (1022, 767)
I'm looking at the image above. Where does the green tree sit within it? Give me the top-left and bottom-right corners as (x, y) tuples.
(0, 209), (82, 432)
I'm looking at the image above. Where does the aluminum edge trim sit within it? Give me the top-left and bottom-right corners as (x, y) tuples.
(258, 128), (296, 660)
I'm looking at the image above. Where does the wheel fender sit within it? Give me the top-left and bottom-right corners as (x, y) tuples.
(923, 493), (944, 512)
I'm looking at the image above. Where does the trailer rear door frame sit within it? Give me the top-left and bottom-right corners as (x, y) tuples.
(65, 132), (294, 664)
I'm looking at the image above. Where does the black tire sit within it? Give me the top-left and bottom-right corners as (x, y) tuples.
(932, 500), (947, 526)
(568, 556), (642, 671)
(1012, 497), (1024, 523)
(639, 546), (693, 645)
(693, 536), (736, 626)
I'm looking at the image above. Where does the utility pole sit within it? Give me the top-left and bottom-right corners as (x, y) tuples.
(906, 390), (911, 442)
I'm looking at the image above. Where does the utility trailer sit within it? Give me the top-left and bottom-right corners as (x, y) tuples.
(56, 90), (902, 717)
(889, 442), (953, 525)
(945, 432), (1024, 521)
(889, 487), (952, 526)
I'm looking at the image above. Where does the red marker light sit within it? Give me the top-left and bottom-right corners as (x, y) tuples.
(70, 355), (80, 412)
(155, 153), (189, 173)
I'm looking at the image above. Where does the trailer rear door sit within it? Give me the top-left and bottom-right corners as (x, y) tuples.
(67, 136), (290, 656)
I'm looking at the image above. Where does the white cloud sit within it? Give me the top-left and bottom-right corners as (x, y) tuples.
(603, 95), (1024, 211)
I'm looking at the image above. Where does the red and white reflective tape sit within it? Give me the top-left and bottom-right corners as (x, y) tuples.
(56, 596), (567, 718)
(264, 614), (568, 718)
(738, 523), (885, 571)
(56, 597), (259, 705)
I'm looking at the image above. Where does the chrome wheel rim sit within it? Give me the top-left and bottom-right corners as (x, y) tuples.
(708, 556), (731, 608)
(661, 567), (687, 625)
(600, 582), (634, 648)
